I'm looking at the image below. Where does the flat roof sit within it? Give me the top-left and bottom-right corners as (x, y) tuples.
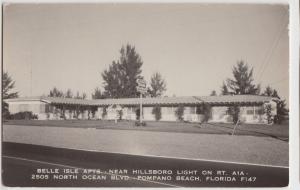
(5, 95), (276, 106)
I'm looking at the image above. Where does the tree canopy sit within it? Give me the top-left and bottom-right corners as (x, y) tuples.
(148, 72), (167, 97)
(261, 85), (288, 124)
(49, 87), (64, 97)
(75, 91), (87, 99)
(223, 61), (260, 95)
(2, 72), (18, 119)
(262, 85), (280, 99)
(3, 72), (18, 99)
(65, 89), (73, 98)
(102, 44), (144, 98)
(220, 81), (230, 95)
(92, 87), (106, 99)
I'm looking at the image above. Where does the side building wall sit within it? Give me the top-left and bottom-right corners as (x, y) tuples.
(8, 100), (49, 120)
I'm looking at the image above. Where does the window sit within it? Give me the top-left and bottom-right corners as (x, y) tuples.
(247, 109), (254, 115)
(190, 107), (196, 114)
(255, 108), (263, 115)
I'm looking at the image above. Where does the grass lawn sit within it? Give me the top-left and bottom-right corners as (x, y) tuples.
(3, 124), (288, 166)
(4, 119), (288, 141)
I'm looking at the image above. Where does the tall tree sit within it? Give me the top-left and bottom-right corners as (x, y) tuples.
(49, 87), (64, 97)
(102, 44), (144, 98)
(225, 60), (260, 95)
(2, 72), (18, 119)
(92, 87), (105, 99)
(148, 72), (167, 97)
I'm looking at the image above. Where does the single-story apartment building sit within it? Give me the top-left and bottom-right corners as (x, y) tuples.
(4, 95), (278, 124)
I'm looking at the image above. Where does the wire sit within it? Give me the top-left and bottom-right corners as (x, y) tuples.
(257, 10), (288, 82)
(267, 77), (288, 86)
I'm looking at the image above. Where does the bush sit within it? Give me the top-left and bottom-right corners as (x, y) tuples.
(117, 110), (123, 120)
(227, 105), (240, 124)
(264, 104), (274, 124)
(2, 102), (10, 120)
(135, 121), (146, 126)
(102, 107), (107, 119)
(152, 106), (162, 121)
(136, 108), (140, 120)
(8, 111), (38, 120)
(196, 104), (211, 123)
(274, 100), (288, 124)
(175, 105), (185, 121)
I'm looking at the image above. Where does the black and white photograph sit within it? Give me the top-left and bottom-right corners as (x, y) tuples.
(2, 2), (291, 187)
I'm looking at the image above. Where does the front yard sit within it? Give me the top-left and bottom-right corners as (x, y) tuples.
(4, 119), (289, 141)
(3, 124), (288, 166)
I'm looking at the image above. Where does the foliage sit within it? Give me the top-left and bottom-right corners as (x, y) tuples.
(264, 104), (273, 124)
(135, 108), (141, 120)
(102, 44), (144, 98)
(49, 87), (64, 97)
(227, 105), (240, 124)
(274, 100), (288, 124)
(148, 72), (167, 97)
(261, 86), (288, 124)
(175, 105), (185, 121)
(3, 72), (18, 99)
(221, 81), (230, 95)
(210, 90), (217, 96)
(7, 111), (38, 120)
(65, 89), (73, 98)
(92, 87), (106, 99)
(262, 86), (273, 96)
(2, 72), (19, 119)
(152, 106), (162, 121)
(75, 91), (87, 99)
(196, 104), (212, 122)
(117, 110), (123, 120)
(135, 121), (146, 126)
(102, 107), (107, 119)
(223, 61), (260, 95)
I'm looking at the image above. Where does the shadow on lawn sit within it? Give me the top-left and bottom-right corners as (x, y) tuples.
(204, 123), (288, 142)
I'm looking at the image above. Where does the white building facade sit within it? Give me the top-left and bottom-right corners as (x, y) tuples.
(4, 95), (278, 124)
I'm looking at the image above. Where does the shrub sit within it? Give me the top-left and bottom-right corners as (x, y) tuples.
(227, 105), (240, 124)
(175, 105), (185, 121)
(196, 104), (212, 122)
(102, 107), (107, 119)
(152, 106), (162, 121)
(135, 108), (140, 120)
(135, 121), (146, 126)
(117, 110), (123, 120)
(8, 111), (38, 120)
(264, 104), (273, 124)
(2, 102), (10, 120)
(274, 100), (288, 124)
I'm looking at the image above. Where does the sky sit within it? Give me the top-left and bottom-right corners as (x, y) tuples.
(3, 3), (289, 103)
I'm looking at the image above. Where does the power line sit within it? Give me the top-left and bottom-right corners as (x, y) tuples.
(266, 76), (288, 86)
(256, 11), (287, 74)
(257, 10), (288, 82)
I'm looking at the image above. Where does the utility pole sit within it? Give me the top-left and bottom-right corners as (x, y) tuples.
(137, 79), (146, 125)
